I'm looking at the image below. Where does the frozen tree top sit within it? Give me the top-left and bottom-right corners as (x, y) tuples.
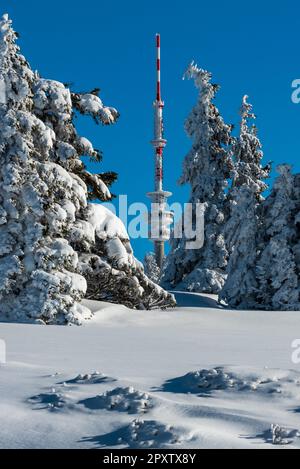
(183, 61), (217, 105)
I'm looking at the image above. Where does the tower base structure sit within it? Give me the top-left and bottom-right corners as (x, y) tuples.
(147, 190), (173, 270)
(154, 242), (165, 270)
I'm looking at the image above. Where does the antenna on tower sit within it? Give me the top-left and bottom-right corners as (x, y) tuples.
(147, 34), (173, 270)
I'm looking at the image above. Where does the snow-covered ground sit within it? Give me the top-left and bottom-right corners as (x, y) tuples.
(0, 292), (300, 449)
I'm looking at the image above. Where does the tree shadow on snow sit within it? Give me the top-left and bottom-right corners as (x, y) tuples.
(28, 392), (67, 411)
(242, 429), (276, 445)
(78, 396), (142, 414)
(172, 291), (225, 309)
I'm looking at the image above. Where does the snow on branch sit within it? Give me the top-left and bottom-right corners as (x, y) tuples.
(71, 91), (119, 125)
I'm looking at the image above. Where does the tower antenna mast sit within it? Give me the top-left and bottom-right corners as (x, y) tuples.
(147, 34), (172, 270)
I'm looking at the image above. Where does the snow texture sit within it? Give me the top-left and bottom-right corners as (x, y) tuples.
(0, 292), (300, 449)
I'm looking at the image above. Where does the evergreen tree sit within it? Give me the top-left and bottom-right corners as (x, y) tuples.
(256, 165), (300, 310)
(231, 95), (270, 192)
(0, 14), (175, 323)
(144, 253), (161, 284)
(162, 63), (233, 293)
(219, 96), (269, 308)
(0, 14), (90, 323)
(219, 185), (262, 308)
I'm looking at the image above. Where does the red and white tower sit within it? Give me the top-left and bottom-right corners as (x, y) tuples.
(147, 34), (173, 269)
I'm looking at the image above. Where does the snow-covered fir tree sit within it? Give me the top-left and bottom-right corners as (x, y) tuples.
(144, 253), (161, 284)
(0, 14), (92, 324)
(161, 63), (233, 294)
(219, 96), (270, 308)
(0, 14), (175, 324)
(256, 165), (300, 310)
(231, 96), (270, 192)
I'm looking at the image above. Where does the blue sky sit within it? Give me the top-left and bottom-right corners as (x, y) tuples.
(2, 0), (300, 260)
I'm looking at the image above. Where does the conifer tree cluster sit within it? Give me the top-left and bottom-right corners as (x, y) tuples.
(220, 96), (270, 308)
(163, 64), (299, 311)
(1, 13), (298, 318)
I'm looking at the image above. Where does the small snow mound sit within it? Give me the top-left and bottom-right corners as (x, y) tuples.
(79, 387), (152, 414)
(64, 371), (115, 385)
(126, 419), (181, 448)
(161, 367), (300, 396)
(82, 419), (181, 449)
(270, 424), (300, 446)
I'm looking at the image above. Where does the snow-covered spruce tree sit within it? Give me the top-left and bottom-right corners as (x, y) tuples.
(230, 96), (270, 192)
(32, 57), (175, 312)
(219, 96), (270, 308)
(0, 14), (91, 324)
(161, 63), (233, 294)
(0, 14), (175, 323)
(144, 253), (161, 284)
(255, 165), (300, 310)
(32, 48), (175, 312)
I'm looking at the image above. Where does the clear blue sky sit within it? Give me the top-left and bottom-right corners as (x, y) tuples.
(2, 0), (300, 260)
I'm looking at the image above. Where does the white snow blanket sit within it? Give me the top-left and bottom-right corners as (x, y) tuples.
(0, 292), (299, 449)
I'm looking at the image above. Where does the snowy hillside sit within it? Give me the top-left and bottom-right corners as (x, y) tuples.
(0, 292), (300, 449)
